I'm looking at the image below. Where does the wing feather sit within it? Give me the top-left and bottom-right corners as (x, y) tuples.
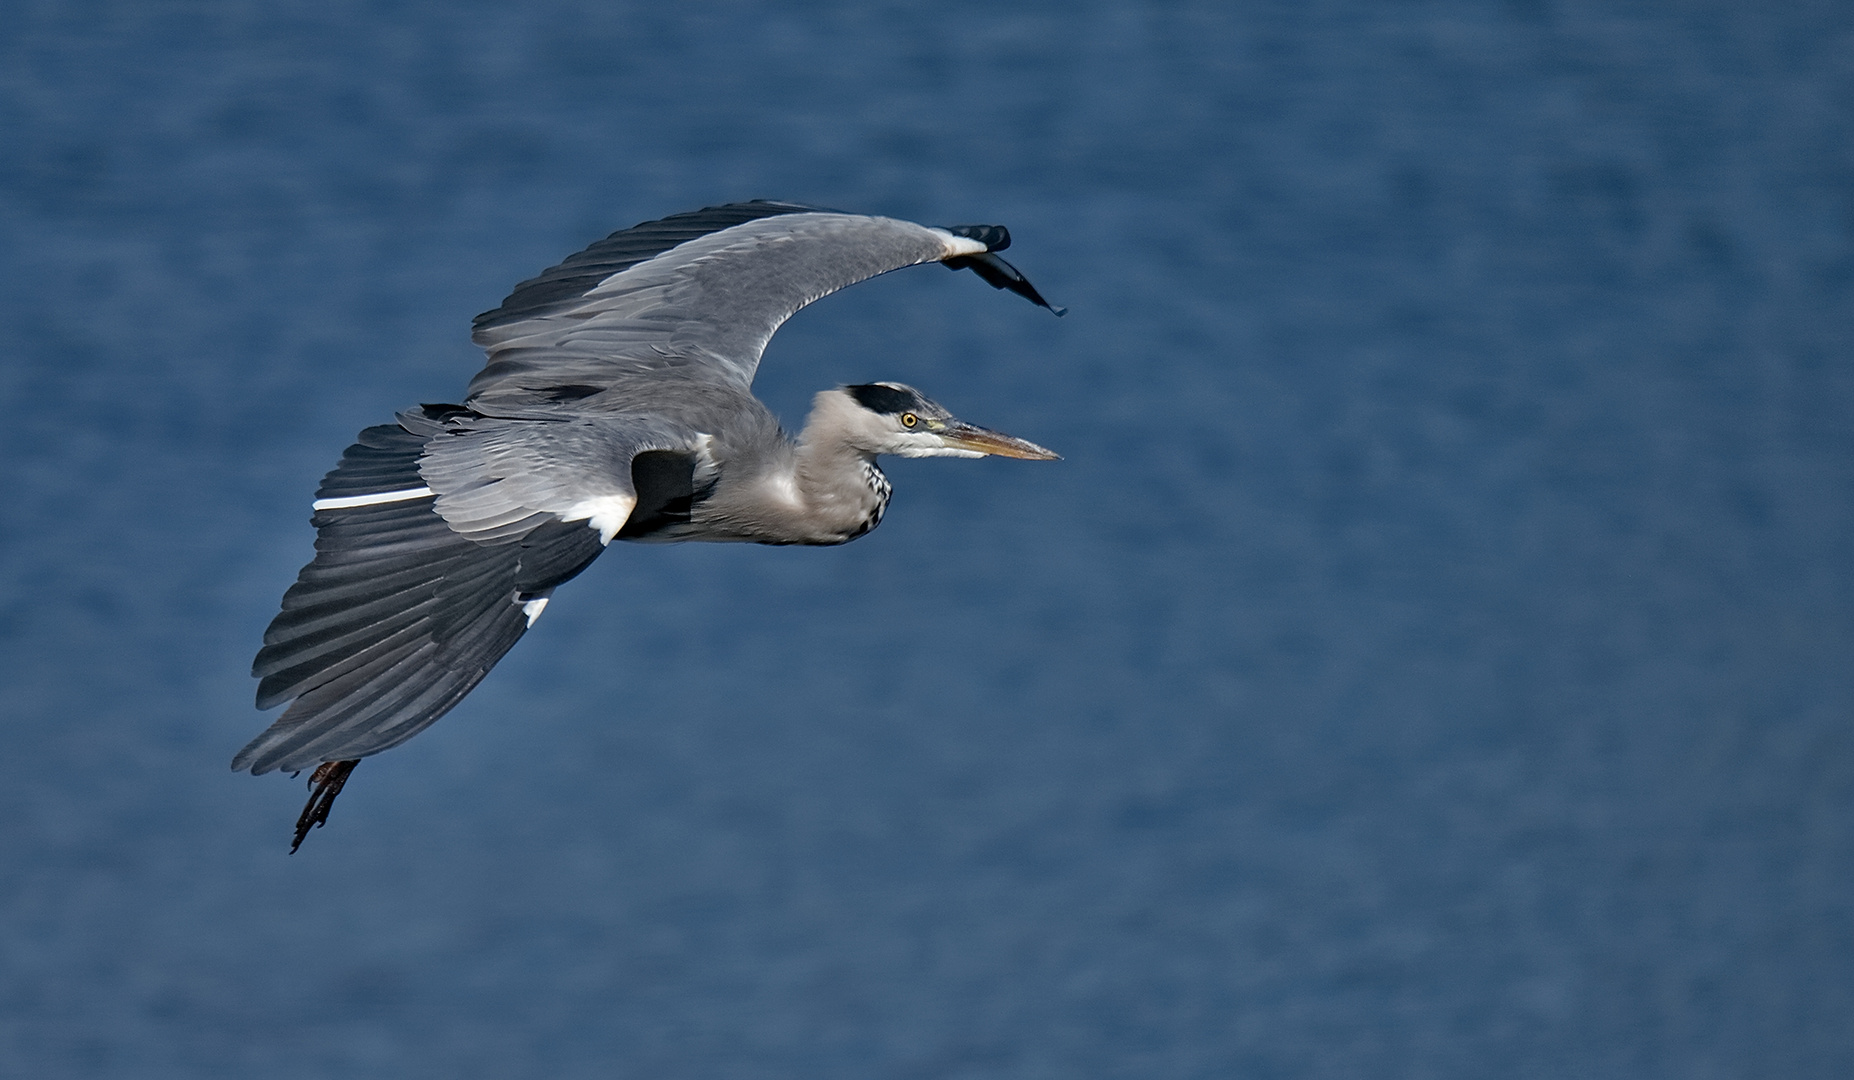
(473, 200), (818, 333)
(462, 204), (1011, 416)
(236, 425), (610, 774)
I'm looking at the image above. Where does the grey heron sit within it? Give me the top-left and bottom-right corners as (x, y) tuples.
(236, 201), (1064, 851)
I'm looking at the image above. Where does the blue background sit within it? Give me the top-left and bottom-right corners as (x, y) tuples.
(4, 2), (1851, 1076)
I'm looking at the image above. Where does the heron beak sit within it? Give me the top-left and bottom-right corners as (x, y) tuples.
(937, 420), (1061, 460)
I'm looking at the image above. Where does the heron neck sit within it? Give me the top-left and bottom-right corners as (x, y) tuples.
(783, 417), (889, 544)
(793, 432), (880, 503)
(793, 394), (877, 483)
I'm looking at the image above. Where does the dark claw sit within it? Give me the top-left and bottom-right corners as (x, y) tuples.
(292, 759), (359, 853)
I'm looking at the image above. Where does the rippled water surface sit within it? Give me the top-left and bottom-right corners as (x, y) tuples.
(3, 3), (1851, 1076)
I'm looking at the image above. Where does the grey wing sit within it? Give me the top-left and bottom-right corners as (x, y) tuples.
(464, 201), (1057, 417)
(409, 406), (697, 545)
(234, 420), (611, 775)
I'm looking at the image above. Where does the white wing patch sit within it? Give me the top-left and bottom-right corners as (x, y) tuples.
(520, 596), (550, 627)
(560, 493), (638, 545)
(312, 486), (435, 511)
(931, 229), (989, 257)
(693, 433), (719, 472)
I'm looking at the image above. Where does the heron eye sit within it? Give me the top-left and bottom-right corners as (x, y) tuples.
(901, 413), (918, 428)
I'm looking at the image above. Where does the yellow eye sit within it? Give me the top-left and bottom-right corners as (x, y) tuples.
(901, 413), (918, 428)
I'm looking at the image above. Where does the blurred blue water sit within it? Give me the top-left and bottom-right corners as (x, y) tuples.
(2, 2), (1851, 1076)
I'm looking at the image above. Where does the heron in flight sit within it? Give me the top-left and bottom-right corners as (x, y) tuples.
(236, 201), (1064, 851)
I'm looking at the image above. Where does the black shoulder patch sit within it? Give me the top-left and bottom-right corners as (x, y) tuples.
(473, 200), (827, 332)
(618, 450), (701, 540)
(846, 383), (920, 415)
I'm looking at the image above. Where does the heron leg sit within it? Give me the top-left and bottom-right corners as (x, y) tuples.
(292, 759), (360, 853)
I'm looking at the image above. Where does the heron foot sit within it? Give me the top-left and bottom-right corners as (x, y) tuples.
(292, 759), (359, 853)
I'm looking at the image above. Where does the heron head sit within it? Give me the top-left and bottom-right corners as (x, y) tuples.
(831, 382), (1060, 460)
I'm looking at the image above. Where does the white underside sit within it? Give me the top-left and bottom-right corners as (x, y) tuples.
(520, 596), (549, 627)
(312, 486), (435, 510)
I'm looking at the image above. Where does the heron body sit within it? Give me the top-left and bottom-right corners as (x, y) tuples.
(237, 201), (1062, 850)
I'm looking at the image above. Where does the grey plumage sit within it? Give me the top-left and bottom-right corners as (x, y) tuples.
(237, 201), (1061, 850)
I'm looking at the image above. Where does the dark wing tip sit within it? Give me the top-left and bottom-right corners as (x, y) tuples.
(943, 251), (1066, 316)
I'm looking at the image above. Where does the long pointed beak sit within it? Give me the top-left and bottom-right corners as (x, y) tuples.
(937, 420), (1061, 460)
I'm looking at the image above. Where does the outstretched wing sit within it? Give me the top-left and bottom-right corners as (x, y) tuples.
(235, 421), (609, 775)
(464, 201), (1060, 417)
